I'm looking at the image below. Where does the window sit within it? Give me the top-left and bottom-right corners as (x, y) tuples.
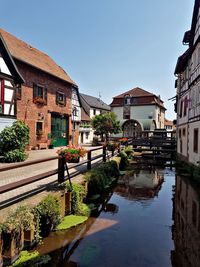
(183, 128), (186, 136)
(193, 128), (199, 153)
(93, 109), (96, 115)
(183, 97), (187, 116)
(33, 83), (47, 105)
(56, 91), (66, 106)
(124, 95), (131, 106)
(85, 132), (89, 140)
(180, 100), (183, 118)
(36, 121), (43, 135)
(179, 129), (181, 138)
(192, 201), (197, 227)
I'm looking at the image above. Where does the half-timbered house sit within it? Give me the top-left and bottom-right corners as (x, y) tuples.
(175, 0), (200, 165)
(0, 33), (24, 131)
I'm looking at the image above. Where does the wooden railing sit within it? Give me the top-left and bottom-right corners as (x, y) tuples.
(0, 146), (107, 196)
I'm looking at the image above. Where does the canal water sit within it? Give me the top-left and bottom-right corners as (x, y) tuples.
(37, 167), (200, 267)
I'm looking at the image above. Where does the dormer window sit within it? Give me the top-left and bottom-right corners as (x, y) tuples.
(124, 94), (131, 105)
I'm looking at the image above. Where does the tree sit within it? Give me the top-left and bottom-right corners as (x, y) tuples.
(92, 112), (121, 141)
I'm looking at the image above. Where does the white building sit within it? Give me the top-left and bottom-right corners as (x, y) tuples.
(79, 93), (110, 144)
(110, 87), (166, 137)
(0, 33), (24, 132)
(175, 0), (200, 166)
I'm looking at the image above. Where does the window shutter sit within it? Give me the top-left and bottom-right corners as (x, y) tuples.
(16, 85), (22, 100)
(44, 87), (47, 105)
(56, 91), (59, 105)
(64, 94), (66, 106)
(33, 83), (37, 100)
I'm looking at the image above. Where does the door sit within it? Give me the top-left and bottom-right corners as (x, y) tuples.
(51, 115), (68, 147)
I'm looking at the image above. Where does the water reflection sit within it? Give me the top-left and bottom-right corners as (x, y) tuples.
(116, 169), (164, 200)
(172, 175), (200, 267)
(36, 167), (175, 267)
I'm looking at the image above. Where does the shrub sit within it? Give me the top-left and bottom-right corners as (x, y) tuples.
(10, 250), (51, 267)
(124, 146), (134, 156)
(85, 161), (119, 197)
(3, 149), (27, 163)
(12, 206), (35, 231)
(65, 182), (87, 215)
(118, 151), (129, 170)
(0, 121), (29, 153)
(35, 195), (61, 237)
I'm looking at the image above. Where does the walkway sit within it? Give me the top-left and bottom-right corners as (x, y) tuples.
(0, 146), (103, 219)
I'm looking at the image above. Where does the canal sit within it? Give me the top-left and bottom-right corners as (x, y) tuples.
(37, 167), (200, 267)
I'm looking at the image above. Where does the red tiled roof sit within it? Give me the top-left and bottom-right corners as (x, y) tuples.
(164, 119), (173, 126)
(81, 108), (91, 121)
(111, 87), (166, 110)
(0, 28), (76, 86)
(114, 87), (154, 98)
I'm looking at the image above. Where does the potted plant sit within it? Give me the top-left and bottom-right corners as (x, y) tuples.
(49, 139), (56, 149)
(33, 97), (46, 105)
(106, 142), (119, 152)
(119, 138), (128, 146)
(57, 146), (87, 163)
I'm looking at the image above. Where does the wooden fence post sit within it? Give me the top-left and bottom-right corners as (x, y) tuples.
(87, 151), (91, 170)
(58, 156), (65, 183)
(103, 146), (106, 162)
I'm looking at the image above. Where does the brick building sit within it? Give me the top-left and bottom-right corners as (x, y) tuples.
(0, 28), (79, 148)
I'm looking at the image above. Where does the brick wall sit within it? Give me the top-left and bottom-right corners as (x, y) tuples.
(15, 60), (76, 148)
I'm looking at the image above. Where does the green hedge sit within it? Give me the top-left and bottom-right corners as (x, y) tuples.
(84, 160), (120, 197)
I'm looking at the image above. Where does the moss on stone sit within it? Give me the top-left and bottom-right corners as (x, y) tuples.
(9, 250), (51, 267)
(56, 215), (88, 231)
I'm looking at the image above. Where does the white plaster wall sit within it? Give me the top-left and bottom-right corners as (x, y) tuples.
(90, 108), (101, 118)
(0, 57), (11, 75)
(111, 105), (165, 129)
(177, 125), (188, 158)
(188, 121), (200, 165)
(111, 107), (124, 123)
(0, 118), (16, 132)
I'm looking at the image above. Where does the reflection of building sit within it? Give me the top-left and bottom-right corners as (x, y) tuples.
(79, 93), (110, 144)
(116, 169), (164, 199)
(0, 28), (78, 148)
(110, 87), (166, 138)
(171, 175), (200, 267)
(174, 0), (200, 165)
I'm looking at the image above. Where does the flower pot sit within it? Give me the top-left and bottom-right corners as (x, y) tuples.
(65, 157), (80, 163)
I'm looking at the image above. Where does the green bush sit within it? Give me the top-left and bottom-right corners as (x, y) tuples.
(124, 146), (134, 156)
(85, 161), (119, 197)
(65, 182), (87, 215)
(0, 121), (29, 153)
(3, 149), (27, 163)
(9, 250), (51, 267)
(35, 195), (61, 237)
(118, 151), (129, 170)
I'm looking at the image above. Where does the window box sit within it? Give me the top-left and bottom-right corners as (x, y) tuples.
(33, 97), (47, 105)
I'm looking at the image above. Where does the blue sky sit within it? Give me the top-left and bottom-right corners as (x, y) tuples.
(0, 0), (194, 119)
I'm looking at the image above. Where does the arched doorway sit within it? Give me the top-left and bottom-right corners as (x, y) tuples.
(122, 120), (142, 138)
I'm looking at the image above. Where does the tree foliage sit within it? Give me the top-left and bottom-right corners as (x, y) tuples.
(92, 112), (121, 141)
(0, 120), (29, 153)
